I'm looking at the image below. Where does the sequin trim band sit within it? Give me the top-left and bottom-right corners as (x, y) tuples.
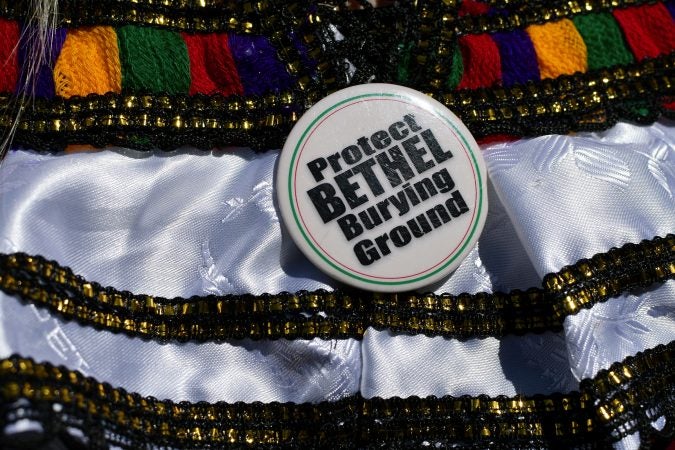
(0, 234), (671, 342)
(0, 0), (660, 34)
(5, 54), (675, 151)
(0, 0), (261, 33)
(2, 341), (674, 448)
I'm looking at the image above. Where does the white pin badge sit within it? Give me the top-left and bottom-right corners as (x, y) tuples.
(277, 84), (488, 292)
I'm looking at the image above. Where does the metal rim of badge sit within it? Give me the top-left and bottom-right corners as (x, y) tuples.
(276, 83), (488, 292)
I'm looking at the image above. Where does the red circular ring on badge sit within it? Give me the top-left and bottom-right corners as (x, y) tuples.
(277, 84), (488, 292)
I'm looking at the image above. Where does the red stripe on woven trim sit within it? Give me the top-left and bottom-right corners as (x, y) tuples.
(457, 34), (502, 90)
(613, 3), (675, 60)
(182, 32), (244, 96)
(459, 0), (491, 16)
(477, 134), (518, 145)
(0, 19), (19, 93)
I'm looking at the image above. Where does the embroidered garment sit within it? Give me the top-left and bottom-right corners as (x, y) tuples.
(0, 1), (674, 449)
(0, 0), (674, 150)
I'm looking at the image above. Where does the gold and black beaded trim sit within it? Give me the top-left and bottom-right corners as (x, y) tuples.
(455, 0), (657, 35)
(6, 54), (675, 152)
(0, 0), (656, 34)
(435, 55), (675, 135)
(583, 342), (675, 440)
(0, 235), (671, 342)
(2, 341), (674, 448)
(544, 235), (675, 318)
(0, 0), (263, 33)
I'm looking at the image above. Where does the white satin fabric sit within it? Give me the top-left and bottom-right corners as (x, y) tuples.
(0, 149), (359, 403)
(484, 122), (675, 380)
(0, 122), (674, 448)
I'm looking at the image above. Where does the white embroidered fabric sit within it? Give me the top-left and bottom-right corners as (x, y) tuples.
(0, 121), (673, 448)
(483, 121), (675, 381)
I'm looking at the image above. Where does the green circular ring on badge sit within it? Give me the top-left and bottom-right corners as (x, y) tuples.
(276, 84), (488, 292)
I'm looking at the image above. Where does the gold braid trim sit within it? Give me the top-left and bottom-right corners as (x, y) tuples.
(1, 2), (674, 151)
(5, 54), (675, 151)
(0, 0), (657, 33)
(0, 234), (672, 341)
(2, 341), (674, 448)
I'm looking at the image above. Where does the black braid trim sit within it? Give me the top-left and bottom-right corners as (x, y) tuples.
(0, 234), (671, 342)
(1, 341), (674, 448)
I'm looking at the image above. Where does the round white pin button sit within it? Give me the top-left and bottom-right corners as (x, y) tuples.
(277, 84), (488, 292)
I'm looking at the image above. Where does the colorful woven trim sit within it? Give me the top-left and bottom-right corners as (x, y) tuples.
(2, 341), (675, 448)
(1, 0), (675, 151)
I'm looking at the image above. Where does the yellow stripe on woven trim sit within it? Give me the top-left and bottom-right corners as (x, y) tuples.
(526, 18), (587, 79)
(54, 26), (122, 98)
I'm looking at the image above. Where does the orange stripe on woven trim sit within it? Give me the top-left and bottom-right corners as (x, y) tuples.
(0, 19), (19, 93)
(54, 26), (121, 98)
(64, 144), (100, 154)
(182, 32), (243, 96)
(526, 18), (587, 79)
(613, 3), (675, 61)
(457, 34), (502, 90)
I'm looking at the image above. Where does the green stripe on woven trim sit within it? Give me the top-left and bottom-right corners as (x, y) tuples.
(117, 25), (190, 94)
(572, 12), (634, 71)
(447, 40), (463, 90)
(397, 40), (463, 89)
(396, 41), (414, 84)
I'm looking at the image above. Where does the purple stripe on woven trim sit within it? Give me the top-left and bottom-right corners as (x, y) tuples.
(291, 31), (317, 73)
(18, 27), (66, 98)
(487, 7), (507, 17)
(667, 1), (675, 19)
(227, 33), (295, 96)
(492, 30), (540, 87)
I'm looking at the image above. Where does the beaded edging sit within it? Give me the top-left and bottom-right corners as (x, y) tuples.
(2, 341), (674, 448)
(0, 235), (672, 342)
(0, 0), (662, 34)
(0, 0), (262, 33)
(5, 55), (675, 151)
